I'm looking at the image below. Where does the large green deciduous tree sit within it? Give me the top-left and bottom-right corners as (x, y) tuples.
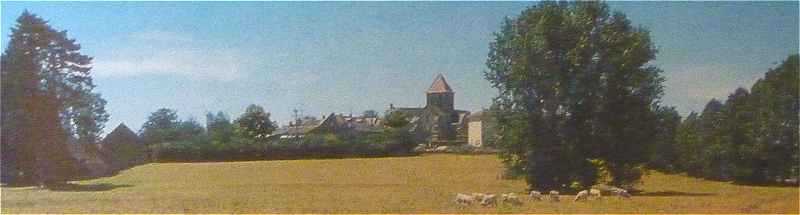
(748, 55), (798, 182)
(725, 55), (798, 183)
(383, 111), (417, 154)
(647, 106), (681, 172)
(139, 108), (180, 146)
(234, 104), (276, 142)
(697, 99), (731, 180)
(207, 111), (235, 144)
(1, 11), (109, 185)
(485, 1), (664, 191)
(675, 112), (701, 174)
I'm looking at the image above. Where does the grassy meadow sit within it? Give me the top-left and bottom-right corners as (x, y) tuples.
(1, 154), (798, 213)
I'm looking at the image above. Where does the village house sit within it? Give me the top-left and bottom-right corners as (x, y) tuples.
(275, 114), (383, 138)
(270, 74), (499, 149)
(467, 110), (497, 147)
(67, 137), (109, 178)
(100, 123), (148, 172)
(66, 123), (147, 178)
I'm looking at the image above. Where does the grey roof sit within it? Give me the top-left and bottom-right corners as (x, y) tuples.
(102, 123), (140, 145)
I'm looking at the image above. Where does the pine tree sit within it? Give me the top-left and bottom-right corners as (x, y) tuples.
(1, 11), (108, 185)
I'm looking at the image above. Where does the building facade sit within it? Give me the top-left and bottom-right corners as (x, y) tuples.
(467, 110), (497, 147)
(388, 74), (470, 145)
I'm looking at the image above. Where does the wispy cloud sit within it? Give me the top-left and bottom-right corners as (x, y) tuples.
(92, 30), (245, 81)
(129, 30), (195, 44)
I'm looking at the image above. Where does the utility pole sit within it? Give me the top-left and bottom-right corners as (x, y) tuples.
(292, 109), (299, 134)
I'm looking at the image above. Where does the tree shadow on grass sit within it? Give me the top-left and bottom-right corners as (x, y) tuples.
(732, 180), (799, 187)
(634, 190), (715, 197)
(47, 183), (132, 192)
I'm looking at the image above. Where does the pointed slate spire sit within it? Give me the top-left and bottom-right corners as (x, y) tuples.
(426, 74), (453, 94)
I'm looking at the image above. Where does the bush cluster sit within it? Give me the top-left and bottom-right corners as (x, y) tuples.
(154, 133), (417, 162)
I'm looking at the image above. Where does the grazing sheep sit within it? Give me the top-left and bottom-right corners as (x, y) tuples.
(455, 193), (475, 205)
(501, 193), (523, 206)
(549, 190), (560, 202)
(589, 188), (602, 199)
(592, 184), (622, 196)
(615, 189), (631, 199)
(529, 190), (543, 201)
(472, 193), (487, 203)
(480, 194), (498, 207)
(573, 190), (589, 202)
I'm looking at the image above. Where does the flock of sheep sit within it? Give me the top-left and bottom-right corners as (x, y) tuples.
(454, 187), (631, 207)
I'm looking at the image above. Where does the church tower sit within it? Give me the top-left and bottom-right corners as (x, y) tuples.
(426, 74), (454, 111)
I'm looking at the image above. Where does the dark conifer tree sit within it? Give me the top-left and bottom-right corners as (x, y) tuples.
(1, 11), (108, 185)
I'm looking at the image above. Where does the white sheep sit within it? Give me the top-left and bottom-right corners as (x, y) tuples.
(454, 193), (475, 205)
(480, 194), (498, 207)
(549, 190), (560, 202)
(615, 189), (632, 199)
(592, 184), (621, 195)
(472, 193), (488, 203)
(529, 190), (543, 201)
(589, 188), (602, 199)
(502, 193), (523, 206)
(573, 190), (589, 202)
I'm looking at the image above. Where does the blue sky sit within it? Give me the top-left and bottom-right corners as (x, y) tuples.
(1, 1), (798, 134)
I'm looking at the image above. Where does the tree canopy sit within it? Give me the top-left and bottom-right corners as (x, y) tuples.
(234, 104), (276, 142)
(139, 108), (180, 146)
(485, 1), (665, 191)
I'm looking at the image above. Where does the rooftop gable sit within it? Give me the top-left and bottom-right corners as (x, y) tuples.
(426, 74), (453, 94)
(102, 123), (140, 145)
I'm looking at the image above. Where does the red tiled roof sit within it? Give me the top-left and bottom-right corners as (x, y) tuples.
(426, 74), (453, 93)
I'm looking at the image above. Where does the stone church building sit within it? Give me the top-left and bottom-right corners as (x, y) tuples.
(388, 74), (470, 145)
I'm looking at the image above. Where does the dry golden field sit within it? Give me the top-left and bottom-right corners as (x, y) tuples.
(1, 154), (798, 213)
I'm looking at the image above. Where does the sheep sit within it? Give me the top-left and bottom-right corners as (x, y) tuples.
(549, 190), (560, 202)
(472, 192), (486, 199)
(615, 189), (632, 199)
(529, 190), (543, 201)
(480, 194), (498, 207)
(592, 184), (621, 196)
(454, 193), (475, 205)
(501, 193), (523, 206)
(573, 190), (589, 202)
(589, 188), (602, 199)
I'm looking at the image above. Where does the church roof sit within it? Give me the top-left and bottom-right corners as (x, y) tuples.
(426, 74), (453, 93)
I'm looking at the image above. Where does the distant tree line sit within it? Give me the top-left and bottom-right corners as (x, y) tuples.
(648, 55), (798, 184)
(138, 106), (418, 162)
